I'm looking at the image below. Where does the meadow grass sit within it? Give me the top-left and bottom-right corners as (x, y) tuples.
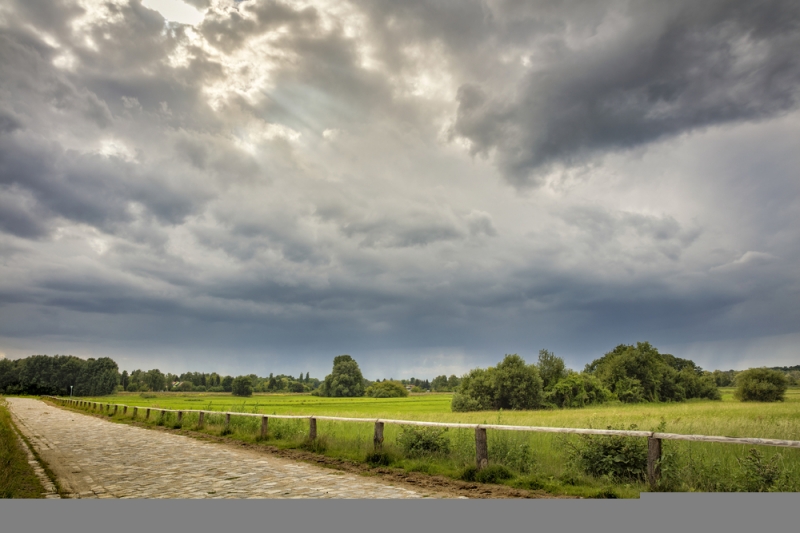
(68, 388), (800, 497)
(0, 397), (46, 498)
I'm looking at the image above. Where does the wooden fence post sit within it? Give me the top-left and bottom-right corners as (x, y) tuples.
(374, 421), (384, 451)
(123, 406), (127, 415)
(159, 410), (165, 422)
(177, 411), (183, 424)
(225, 413), (231, 430)
(475, 426), (488, 471)
(113, 405), (118, 415)
(132, 407), (138, 419)
(145, 408), (150, 420)
(261, 416), (268, 440)
(309, 417), (317, 440)
(647, 435), (662, 488)
(198, 412), (204, 428)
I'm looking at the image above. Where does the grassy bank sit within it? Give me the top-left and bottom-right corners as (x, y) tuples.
(0, 397), (45, 498)
(62, 388), (800, 497)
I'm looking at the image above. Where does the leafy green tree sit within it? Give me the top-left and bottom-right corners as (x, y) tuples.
(451, 367), (495, 411)
(537, 349), (567, 391)
(231, 376), (254, 397)
(221, 375), (233, 392)
(494, 354), (543, 410)
(318, 355), (365, 397)
(734, 368), (788, 402)
(141, 369), (166, 392)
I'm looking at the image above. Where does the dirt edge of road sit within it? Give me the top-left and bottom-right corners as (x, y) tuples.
(44, 399), (571, 499)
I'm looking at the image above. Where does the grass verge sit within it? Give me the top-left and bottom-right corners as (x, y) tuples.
(0, 397), (45, 498)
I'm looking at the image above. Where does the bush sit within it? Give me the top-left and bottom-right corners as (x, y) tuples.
(586, 342), (720, 403)
(365, 381), (408, 398)
(734, 368), (788, 402)
(459, 464), (515, 483)
(207, 386), (224, 392)
(545, 373), (614, 408)
(475, 465), (515, 484)
(365, 451), (393, 466)
(451, 354), (544, 412)
(396, 426), (451, 457)
(564, 425), (648, 482)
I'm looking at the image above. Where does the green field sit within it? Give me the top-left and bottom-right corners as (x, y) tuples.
(66, 388), (800, 497)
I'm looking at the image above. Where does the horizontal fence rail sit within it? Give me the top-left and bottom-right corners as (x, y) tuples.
(45, 396), (800, 488)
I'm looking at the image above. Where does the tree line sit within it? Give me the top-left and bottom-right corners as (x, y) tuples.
(451, 342), (791, 411)
(0, 355), (321, 397)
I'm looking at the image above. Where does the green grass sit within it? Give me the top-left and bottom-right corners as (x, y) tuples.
(62, 388), (800, 497)
(0, 397), (46, 498)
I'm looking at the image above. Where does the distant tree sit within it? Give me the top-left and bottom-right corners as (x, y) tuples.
(493, 354), (544, 410)
(231, 376), (254, 397)
(178, 381), (194, 392)
(120, 370), (129, 389)
(221, 375), (234, 392)
(289, 382), (304, 393)
(365, 380), (409, 398)
(537, 349), (567, 391)
(141, 369), (166, 393)
(305, 372), (310, 383)
(318, 355), (365, 397)
(431, 375), (449, 391)
(734, 368), (788, 402)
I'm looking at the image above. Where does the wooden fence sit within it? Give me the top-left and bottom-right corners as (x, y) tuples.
(46, 396), (800, 488)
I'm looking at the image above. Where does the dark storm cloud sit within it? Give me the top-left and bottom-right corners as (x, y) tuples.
(352, 0), (800, 186)
(0, 0), (799, 374)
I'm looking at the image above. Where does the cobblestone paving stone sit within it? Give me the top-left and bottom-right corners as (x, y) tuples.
(7, 398), (455, 499)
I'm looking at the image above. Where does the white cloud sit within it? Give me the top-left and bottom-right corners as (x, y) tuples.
(142, 0), (205, 26)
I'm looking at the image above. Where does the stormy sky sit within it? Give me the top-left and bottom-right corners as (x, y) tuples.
(1, 0), (799, 378)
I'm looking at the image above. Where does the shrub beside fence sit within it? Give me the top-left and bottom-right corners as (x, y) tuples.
(45, 396), (800, 489)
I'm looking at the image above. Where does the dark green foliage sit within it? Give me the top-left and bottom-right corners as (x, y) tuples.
(545, 373), (614, 408)
(365, 380), (408, 398)
(318, 355), (365, 397)
(396, 425), (451, 457)
(459, 465), (478, 481)
(219, 427), (233, 436)
(586, 342), (720, 403)
(221, 375), (234, 392)
(365, 451), (393, 466)
(734, 368), (788, 402)
(458, 465), (515, 483)
(231, 376), (254, 397)
(564, 425), (648, 482)
(451, 354), (543, 412)
(475, 464), (515, 484)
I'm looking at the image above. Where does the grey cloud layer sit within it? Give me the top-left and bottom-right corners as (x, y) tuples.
(0, 0), (798, 374)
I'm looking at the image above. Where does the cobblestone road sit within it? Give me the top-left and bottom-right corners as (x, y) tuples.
(7, 398), (455, 499)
